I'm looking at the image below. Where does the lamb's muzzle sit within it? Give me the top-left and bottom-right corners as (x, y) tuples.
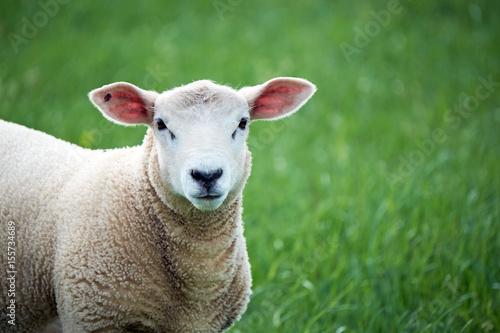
(191, 168), (223, 190)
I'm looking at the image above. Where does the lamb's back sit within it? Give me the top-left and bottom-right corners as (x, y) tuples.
(0, 120), (98, 331)
(0, 120), (96, 212)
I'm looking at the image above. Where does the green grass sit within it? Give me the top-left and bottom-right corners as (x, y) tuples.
(1, 0), (499, 332)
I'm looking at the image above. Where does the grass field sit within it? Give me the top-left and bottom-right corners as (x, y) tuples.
(1, 0), (499, 332)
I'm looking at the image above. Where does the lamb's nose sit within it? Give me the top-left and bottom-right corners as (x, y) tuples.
(190, 168), (223, 188)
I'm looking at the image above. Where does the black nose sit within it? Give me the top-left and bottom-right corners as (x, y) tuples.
(190, 168), (223, 188)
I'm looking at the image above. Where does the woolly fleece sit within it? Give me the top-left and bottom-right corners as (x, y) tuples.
(0, 120), (251, 332)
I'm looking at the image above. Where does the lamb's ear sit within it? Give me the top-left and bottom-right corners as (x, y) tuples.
(239, 77), (316, 120)
(89, 82), (159, 126)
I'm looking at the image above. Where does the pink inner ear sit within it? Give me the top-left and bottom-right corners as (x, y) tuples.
(103, 90), (151, 124)
(252, 84), (305, 119)
(113, 102), (149, 122)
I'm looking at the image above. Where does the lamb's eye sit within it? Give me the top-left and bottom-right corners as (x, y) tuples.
(232, 117), (249, 140)
(156, 119), (167, 131)
(238, 118), (249, 130)
(156, 119), (176, 140)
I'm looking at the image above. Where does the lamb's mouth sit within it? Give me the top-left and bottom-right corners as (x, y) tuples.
(198, 194), (223, 200)
(189, 193), (227, 211)
(192, 189), (224, 200)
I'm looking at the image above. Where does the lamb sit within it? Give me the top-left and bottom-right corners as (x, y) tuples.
(0, 77), (316, 332)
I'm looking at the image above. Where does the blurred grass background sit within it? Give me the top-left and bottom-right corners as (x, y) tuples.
(1, 0), (499, 332)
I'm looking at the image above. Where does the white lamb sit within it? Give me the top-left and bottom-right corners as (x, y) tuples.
(0, 77), (316, 332)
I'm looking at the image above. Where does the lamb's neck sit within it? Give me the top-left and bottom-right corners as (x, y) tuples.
(154, 199), (244, 300)
(147, 183), (244, 302)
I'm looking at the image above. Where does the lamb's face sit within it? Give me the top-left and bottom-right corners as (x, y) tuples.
(89, 77), (316, 211)
(153, 81), (251, 211)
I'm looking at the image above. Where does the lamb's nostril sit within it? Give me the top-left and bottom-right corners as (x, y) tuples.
(191, 168), (223, 184)
(211, 168), (223, 181)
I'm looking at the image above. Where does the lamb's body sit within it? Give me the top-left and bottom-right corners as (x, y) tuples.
(0, 77), (315, 332)
(54, 130), (252, 332)
(0, 120), (251, 332)
(0, 120), (89, 330)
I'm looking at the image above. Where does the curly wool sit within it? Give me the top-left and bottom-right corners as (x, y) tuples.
(0, 122), (252, 332)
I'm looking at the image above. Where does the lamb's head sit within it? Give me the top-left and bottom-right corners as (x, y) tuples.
(89, 77), (316, 211)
